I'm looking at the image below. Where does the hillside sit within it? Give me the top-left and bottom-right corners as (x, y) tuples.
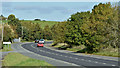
(20, 20), (58, 29)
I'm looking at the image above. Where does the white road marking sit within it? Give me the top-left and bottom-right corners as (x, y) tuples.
(27, 43), (117, 67)
(60, 55), (63, 56)
(75, 58), (78, 60)
(65, 56), (68, 57)
(51, 53), (54, 54)
(88, 60), (91, 62)
(81, 59), (84, 61)
(112, 65), (116, 66)
(69, 57), (72, 58)
(103, 63), (106, 64)
(20, 44), (79, 66)
(95, 62), (98, 63)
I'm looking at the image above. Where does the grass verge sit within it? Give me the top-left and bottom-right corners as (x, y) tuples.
(2, 53), (54, 67)
(0, 44), (13, 52)
(52, 43), (119, 57)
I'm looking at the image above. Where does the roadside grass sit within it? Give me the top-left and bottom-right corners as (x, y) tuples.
(67, 45), (86, 52)
(0, 44), (13, 52)
(93, 47), (119, 57)
(54, 45), (63, 48)
(2, 53), (54, 68)
(21, 20), (58, 29)
(52, 43), (119, 57)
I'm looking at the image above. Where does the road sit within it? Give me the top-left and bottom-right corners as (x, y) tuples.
(19, 41), (119, 68)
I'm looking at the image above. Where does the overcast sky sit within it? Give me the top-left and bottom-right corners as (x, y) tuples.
(2, 2), (118, 21)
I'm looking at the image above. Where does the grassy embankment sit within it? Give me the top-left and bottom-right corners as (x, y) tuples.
(52, 43), (119, 57)
(2, 53), (54, 68)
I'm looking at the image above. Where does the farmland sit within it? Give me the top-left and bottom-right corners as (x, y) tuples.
(20, 20), (58, 29)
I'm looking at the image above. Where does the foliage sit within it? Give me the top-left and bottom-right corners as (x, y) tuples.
(3, 24), (14, 42)
(51, 22), (67, 44)
(43, 25), (52, 40)
(0, 15), (7, 20)
(34, 19), (41, 21)
(52, 2), (119, 53)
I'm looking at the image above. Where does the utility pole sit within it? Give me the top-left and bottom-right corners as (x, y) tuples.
(22, 26), (23, 38)
(2, 22), (4, 42)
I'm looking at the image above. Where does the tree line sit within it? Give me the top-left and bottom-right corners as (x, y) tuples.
(1, 14), (53, 42)
(51, 3), (120, 53)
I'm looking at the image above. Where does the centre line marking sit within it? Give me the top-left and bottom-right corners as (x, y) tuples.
(112, 65), (116, 66)
(88, 60), (91, 62)
(75, 58), (78, 59)
(103, 63), (106, 64)
(81, 59), (84, 60)
(95, 62), (98, 63)
(65, 56), (67, 57)
(69, 57), (72, 58)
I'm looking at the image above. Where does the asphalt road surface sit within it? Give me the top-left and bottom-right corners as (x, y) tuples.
(20, 41), (119, 68)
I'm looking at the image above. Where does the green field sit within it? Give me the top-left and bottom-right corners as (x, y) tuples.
(2, 53), (53, 67)
(21, 20), (58, 28)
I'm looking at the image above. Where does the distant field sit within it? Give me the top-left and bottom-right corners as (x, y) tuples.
(21, 20), (58, 28)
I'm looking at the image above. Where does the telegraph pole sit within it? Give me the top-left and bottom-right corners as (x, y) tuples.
(22, 26), (23, 39)
(2, 21), (4, 42)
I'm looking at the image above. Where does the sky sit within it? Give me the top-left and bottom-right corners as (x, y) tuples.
(1, 2), (119, 21)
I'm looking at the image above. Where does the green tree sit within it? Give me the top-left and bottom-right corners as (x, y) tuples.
(51, 22), (67, 44)
(43, 25), (52, 40)
(8, 14), (15, 21)
(3, 25), (14, 42)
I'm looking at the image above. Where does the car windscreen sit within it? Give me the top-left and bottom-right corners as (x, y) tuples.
(38, 42), (43, 44)
(40, 39), (44, 41)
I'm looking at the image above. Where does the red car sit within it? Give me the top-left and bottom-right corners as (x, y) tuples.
(37, 42), (44, 47)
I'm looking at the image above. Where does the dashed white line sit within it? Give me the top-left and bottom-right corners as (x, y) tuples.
(65, 56), (67, 57)
(81, 59), (84, 61)
(103, 63), (106, 64)
(88, 60), (91, 62)
(112, 65), (116, 66)
(20, 43), (79, 66)
(95, 62), (98, 63)
(60, 55), (63, 56)
(75, 58), (78, 60)
(29, 43), (117, 66)
(69, 57), (72, 58)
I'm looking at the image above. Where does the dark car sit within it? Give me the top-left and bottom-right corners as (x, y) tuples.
(35, 39), (39, 43)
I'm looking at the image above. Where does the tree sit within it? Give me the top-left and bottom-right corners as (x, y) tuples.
(0, 15), (7, 20)
(8, 14), (15, 21)
(34, 19), (41, 21)
(65, 11), (91, 48)
(43, 25), (52, 40)
(51, 22), (67, 44)
(3, 24), (14, 42)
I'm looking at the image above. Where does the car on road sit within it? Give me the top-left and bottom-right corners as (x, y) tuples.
(35, 39), (39, 43)
(37, 42), (44, 47)
(39, 39), (45, 44)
